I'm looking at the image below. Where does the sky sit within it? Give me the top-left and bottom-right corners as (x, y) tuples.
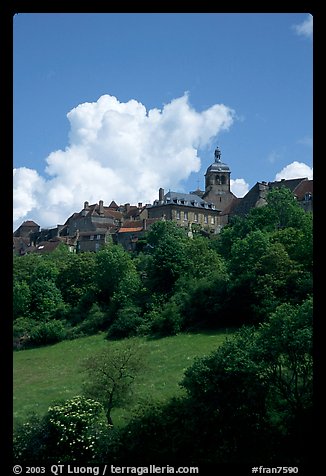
(13, 12), (313, 230)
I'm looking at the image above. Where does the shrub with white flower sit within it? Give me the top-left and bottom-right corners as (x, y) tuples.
(46, 395), (110, 462)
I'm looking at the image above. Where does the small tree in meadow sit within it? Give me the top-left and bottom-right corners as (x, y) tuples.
(81, 338), (147, 425)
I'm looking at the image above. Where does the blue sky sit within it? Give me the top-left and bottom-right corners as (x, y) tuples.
(13, 12), (313, 230)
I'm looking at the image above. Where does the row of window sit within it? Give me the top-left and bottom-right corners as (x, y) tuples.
(175, 211), (215, 224)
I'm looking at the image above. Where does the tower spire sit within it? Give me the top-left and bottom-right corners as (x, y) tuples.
(214, 145), (221, 163)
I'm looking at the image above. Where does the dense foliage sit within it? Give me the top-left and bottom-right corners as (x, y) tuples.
(13, 188), (312, 348)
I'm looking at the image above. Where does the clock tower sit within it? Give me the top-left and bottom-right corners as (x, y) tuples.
(202, 146), (236, 212)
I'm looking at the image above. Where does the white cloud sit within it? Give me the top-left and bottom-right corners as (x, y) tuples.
(274, 161), (313, 181)
(13, 168), (45, 223)
(292, 14), (313, 39)
(230, 178), (250, 198)
(13, 93), (235, 230)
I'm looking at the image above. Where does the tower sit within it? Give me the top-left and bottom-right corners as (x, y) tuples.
(202, 146), (235, 212)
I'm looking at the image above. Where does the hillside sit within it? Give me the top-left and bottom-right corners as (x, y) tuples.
(13, 330), (232, 428)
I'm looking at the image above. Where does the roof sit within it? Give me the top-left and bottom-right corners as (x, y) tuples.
(118, 227), (143, 233)
(13, 236), (30, 249)
(34, 241), (62, 253)
(13, 220), (40, 237)
(268, 177), (307, 192)
(151, 191), (218, 210)
(205, 161), (230, 174)
(293, 179), (313, 200)
(230, 182), (265, 217)
(108, 200), (119, 210)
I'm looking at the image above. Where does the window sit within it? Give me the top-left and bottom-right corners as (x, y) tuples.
(204, 215), (208, 223)
(176, 210), (181, 220)
(90, 235), (94, 240)
(96, 234), (101, 240)
(184, 211), (188, 221)
(211, 216), (215, 224)
(194, 213), (198, 222)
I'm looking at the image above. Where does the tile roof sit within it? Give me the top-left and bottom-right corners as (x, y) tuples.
(268, 177), (307, 192)
(151, 191), (218, 210)
(293, 179), (313, 200)
(108, 200), (119, 209)
(34, 241), (62, 253)
(21, 220), (39, 227)
(118, 227), (143, 233)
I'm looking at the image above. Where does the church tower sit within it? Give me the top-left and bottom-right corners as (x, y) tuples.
(202, 146), (236, 212)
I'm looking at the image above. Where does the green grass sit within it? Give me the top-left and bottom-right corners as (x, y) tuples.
(13, 330), (233, 428)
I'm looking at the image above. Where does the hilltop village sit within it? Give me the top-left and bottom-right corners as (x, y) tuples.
(13, 147), (313, 255)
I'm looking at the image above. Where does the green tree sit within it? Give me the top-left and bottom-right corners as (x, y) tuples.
(29, 279), (65, 321)
(13, 280), (31, 320)
(95, 245), (140, 303)
(146, 221), (189, 294)
(81, 338), (147, 425)
(56, 252), (97, 307)
(180, 298), (313, 464)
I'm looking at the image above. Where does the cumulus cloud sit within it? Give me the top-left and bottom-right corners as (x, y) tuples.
(13, 93), (235, 230)
(292, 14), (313, 39)
(230, 178), (249, 198)
(274, 161), (313, 181)
(13, 168), (45, 223)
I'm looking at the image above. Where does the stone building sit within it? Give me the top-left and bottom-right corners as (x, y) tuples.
(229, 177), (313, 218)
(201, 146), (237, 223)
(147, 189), (221, 235)
(60, 200), (151, 252)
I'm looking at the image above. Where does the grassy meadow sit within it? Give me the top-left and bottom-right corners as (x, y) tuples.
(13, 330), (232, 428)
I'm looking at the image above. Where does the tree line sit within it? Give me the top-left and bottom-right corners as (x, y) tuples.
(13, 187), (313, 348)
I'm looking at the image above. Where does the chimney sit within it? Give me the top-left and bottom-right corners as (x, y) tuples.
(125, 203), (130, 213)
(99, 200), (104, 216)
(159, 188), (164, 202)
(138, 202), (143, 209)
(84, 201), (89, 209)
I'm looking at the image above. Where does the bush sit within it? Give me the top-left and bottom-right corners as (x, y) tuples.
(13, 396), (110, 464)
(28, 320), (67, 347)
(13, 317), (37, 349)
(13, 413), (49, 462)
(149, 300), (183, 337)
(107, 306), (143, 339)
(77, 303), (108, 335)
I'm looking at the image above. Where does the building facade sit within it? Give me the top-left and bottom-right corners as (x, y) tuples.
(147, 189), (222, 235)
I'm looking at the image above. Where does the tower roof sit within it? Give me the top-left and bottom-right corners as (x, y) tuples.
(205, 146), (230, 174)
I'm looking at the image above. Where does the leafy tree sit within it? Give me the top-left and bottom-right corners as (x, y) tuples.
(106, 305), (143, 339)
(145, 221), (189, 294)
(30, 259), (60, 284)
(13, 253), (42, 283)
(13, 280), (31, 320)
(183, 235), (227, 280)
(81, 338), (147, 425)
(29, 279), (65, 321)
(56, 252), (97, 307)
(95, 245), (140, 304)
